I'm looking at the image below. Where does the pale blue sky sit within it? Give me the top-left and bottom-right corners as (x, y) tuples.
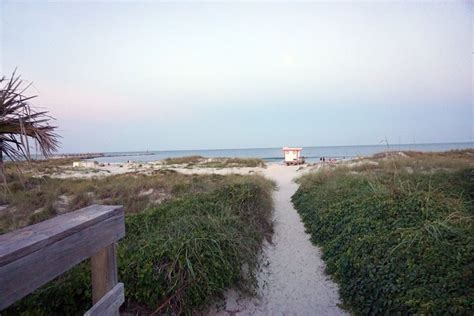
(1, 1), (472, 153)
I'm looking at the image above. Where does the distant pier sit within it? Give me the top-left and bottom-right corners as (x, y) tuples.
(51, 151), (155, 160)
(52, 153), (106, 159)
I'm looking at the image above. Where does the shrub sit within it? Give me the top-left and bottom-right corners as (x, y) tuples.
(292, 167), (474, 315)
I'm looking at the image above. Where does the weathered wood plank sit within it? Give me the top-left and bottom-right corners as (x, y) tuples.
(0, 209), (125, 310)
(84, 282), (124, 316)
(91, 243), (118, 304)
(0, 204), (123, 266)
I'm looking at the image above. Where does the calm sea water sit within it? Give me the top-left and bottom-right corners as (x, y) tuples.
(91, 142), (474, 164)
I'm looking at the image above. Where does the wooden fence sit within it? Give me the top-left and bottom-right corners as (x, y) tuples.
(0, 204), (125, 315)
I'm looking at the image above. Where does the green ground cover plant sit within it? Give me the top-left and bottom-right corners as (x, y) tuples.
(292, 150), (473, 315)
(3, 177), (274, 315)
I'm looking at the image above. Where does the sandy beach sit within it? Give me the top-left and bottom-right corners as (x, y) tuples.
(48, 161), (268, 179)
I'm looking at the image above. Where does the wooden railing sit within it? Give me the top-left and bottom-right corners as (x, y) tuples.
(0, 204), (125, 315)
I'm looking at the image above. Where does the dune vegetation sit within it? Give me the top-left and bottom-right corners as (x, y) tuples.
(1, 160), (275, 314)
(292, 150), (473, 315)
(163, 156), (266, 168)
(0, 158), (270, 233)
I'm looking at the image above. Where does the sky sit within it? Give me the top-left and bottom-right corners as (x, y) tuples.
(0, 1), (472, 153)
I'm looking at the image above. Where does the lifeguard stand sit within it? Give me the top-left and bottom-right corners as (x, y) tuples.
(283, 147), (305, 165)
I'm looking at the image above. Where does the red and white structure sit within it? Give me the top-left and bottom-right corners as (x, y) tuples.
(282, 147), (305, 165)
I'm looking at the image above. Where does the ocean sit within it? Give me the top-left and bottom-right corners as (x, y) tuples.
(90, 142), (474, 164)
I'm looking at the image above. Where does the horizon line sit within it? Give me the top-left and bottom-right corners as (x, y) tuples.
(56, 140), (474, 155)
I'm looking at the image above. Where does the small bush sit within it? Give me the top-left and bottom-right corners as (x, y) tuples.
(293, 163), (474, 315)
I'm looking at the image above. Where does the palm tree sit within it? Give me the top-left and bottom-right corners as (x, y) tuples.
(0, 71), (59, 182)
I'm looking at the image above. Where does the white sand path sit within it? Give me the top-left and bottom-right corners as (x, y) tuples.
(210, 164), (348, 316)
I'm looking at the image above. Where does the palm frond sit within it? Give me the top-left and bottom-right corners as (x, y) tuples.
(0, 70), (60, 164)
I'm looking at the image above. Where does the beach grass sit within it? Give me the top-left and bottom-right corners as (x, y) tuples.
(164, 155), (205, 165)
(0, 158), (270, 233)
(292, 149), (473, 315)
(163, 156), (266, 168)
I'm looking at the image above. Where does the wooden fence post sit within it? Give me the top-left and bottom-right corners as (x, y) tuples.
(91, 243), (118, 304)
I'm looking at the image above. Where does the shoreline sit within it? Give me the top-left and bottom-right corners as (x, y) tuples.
(43, 159), (325, 179)
(25, 146), (474, 180)
(57, 142), (473, 164)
